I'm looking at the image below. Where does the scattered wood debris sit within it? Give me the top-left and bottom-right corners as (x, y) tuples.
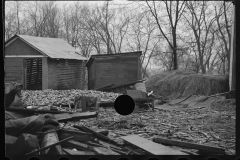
(5, 89), (235, 156)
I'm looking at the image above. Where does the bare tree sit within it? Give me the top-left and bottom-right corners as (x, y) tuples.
(5, 1), (26, 39)
(183, 1), (217, 74)
(215, 1), (232, 73)
(126, 11), (158, 78)
(26, 1), (48, 37)
(146, 1), (186, 70)
(111, 6), (131, 53)
(42, 2), (61, 38)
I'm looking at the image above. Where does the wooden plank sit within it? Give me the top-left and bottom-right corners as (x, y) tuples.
(6, 107), (73, 114)
(63, 140), (119, 155)
(54, 112), (98, 122)
(63, 140), (94, 152)
(5, 60), (23, 65)
(5, 72), (23, 76)
(58, 129), (93, 143)
(57, 76), (81, 80)
(120, 135), (187, 155)
(5, 67), (23, 72)
(57, 69), (80, 72)
(57, 73), (77, 77)
(57, 78), (79, 82)
(5, 55), (46, 58)
(60, 65), (79, 68)
(63, 148), (95, 155)
(4, 77), (17, 81)
(153, 137), (225, 154)
(74, 125), (119, 146)
(42, 57), (48, 89)
(26, 136), (73, 155)
(57, 81), (77, 85)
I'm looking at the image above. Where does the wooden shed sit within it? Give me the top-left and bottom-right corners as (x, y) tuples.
(4, 34), (87, 90)
(86, 51), (142, 90)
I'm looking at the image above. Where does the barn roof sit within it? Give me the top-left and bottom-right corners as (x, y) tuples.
(5, 34), (87, 60)
(85, 51), (142, 67)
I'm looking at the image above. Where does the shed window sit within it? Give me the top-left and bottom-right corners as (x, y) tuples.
(25, 58), (42, 90)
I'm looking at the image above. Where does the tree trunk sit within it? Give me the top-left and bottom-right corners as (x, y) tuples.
(172, 28), (178, 70)
(222, 58), (225, 74)
(199, 56), (206, 74)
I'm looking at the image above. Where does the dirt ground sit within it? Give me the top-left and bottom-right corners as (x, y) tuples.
(65, 98), (235, 155)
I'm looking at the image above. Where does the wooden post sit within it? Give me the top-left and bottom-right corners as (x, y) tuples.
(80, 60), (83, 89)
(42, 57), (48, 90)
(82, 60), (86, 90)
(94, 61), (96, 89)
(138, 53), (142, 80)
(229, 3), (235, 91)
(22, 58), (26, 89)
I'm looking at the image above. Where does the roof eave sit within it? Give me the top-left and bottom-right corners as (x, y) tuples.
(85, 51), (142, 67)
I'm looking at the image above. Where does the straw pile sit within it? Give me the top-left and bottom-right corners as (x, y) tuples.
(145, 70), (229, 100)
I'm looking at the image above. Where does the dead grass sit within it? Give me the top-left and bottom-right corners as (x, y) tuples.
(146, 70), (229, 100)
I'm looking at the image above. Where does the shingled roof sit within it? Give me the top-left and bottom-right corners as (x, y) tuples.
(5, 34), (87, 60)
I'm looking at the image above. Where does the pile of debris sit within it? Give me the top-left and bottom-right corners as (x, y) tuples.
(5, 82), (234, 156)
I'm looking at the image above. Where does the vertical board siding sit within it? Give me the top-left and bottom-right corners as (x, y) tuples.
(4, 57), (24, 84)
(88, 61), (95, 90)
(48, 58), (58, 89)
(88, 54), (141, 89)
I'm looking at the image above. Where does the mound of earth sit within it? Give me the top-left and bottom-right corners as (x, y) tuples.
(145, 70), (229, 100)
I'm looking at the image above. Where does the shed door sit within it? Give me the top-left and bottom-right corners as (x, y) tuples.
(25, 58), (42, 90)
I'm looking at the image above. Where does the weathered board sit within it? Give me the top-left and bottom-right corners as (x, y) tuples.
(5, 38), (43, 56)
(54, 112), (98, 122)
(120, 135), (187, 155)
(87, 52), (142, 90)
(48, 59), (84, 90)
(153, 137), (225, 154)
(63, 148), (95, 155)
(4, 57), (24, 84)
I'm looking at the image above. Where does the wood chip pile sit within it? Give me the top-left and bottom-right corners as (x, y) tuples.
(21, 89), (121, 106)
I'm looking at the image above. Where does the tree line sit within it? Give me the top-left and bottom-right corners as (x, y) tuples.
(5, 1), (233, 77)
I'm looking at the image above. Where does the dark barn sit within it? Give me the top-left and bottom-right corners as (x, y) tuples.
(4, 34), (87, 90)
(86, 51), (142, 90)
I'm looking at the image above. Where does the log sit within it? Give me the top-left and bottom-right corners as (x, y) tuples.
(40, 126), (64, 155)
(26, 136), (73, 155)
(153, 137), (225, 154)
